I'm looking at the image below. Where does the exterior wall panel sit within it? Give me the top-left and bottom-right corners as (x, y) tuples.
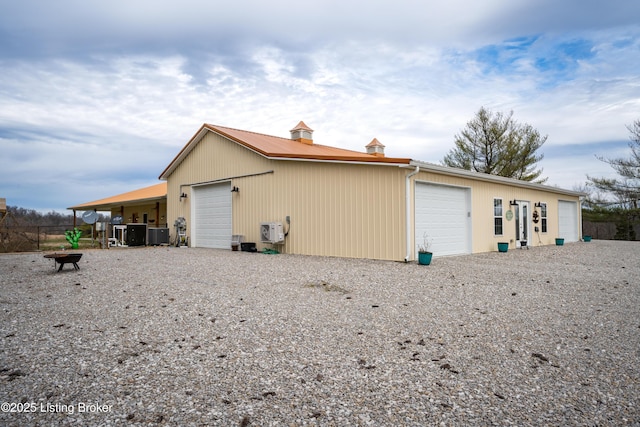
(261, 161), (407, 260)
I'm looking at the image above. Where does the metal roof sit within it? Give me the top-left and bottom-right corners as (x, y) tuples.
(159, 123), (411, 179)
(68, 182), (167, 211)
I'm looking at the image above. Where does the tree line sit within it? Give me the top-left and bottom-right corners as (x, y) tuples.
(1, 206), (109, 227)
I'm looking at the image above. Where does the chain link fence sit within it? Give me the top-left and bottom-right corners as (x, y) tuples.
(0, 224), (99, 253)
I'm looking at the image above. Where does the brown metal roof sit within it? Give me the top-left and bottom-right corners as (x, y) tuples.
(68, 182), (167, 211)
(159, 123), (411, 179)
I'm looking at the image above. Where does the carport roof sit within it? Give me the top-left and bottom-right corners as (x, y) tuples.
(159, 123), (412, 179)
(68, 182), (167, 211)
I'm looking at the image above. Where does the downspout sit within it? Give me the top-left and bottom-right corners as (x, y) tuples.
(405, 165), (420, 262)
(578, 195), (584, 240)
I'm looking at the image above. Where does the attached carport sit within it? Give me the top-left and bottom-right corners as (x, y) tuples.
(68, 183), (167, 227)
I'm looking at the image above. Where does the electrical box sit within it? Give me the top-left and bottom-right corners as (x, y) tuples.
(260, 222), (284, 243)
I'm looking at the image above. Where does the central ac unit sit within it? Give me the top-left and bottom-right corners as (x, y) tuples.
(260, 222), (284, 243)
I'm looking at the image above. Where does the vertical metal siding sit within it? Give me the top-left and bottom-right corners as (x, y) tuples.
(258, 161), (407, 260)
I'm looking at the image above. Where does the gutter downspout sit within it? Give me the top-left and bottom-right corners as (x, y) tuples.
(405, 165), (420, 262)
(578, 195), (584, 240)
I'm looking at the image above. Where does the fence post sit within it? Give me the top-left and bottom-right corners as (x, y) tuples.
(37, 226), (40, 250)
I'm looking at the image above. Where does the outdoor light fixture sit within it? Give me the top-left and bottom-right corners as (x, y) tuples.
(534, 202), (542, 208)
(231, 186), (240, 193)
(179, 192), (188, 201)
(510, 199), (518, 206)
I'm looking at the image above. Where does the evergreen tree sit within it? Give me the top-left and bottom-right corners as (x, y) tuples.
(443, 107), (547, 183)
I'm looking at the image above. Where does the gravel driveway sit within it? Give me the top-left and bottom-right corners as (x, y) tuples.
(1, 240), (639, 426)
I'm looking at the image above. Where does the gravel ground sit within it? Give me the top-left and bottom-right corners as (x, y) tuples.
(1, 240), (639, 426)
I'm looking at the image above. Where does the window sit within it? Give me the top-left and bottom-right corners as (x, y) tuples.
(494, 198), (503, 235)
(540, 202), (547, 233)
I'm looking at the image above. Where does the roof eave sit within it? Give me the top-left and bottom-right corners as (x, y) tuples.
(269, 154), (411, 164)
(68, 195), (166, 212)
(410, 160), (584, 197)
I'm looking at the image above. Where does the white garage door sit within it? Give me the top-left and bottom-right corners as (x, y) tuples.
(192, 182), (232, 248)
(415, 182), (471, 257)
(558, 200), (579, 242)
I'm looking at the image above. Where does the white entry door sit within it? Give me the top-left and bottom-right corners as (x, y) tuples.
(515, 201), (530, 248)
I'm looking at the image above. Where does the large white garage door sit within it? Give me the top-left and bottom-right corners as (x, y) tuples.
(192, 182), (232, 248)
(558, 200), (579, 242)
(415, 182), (471, 257)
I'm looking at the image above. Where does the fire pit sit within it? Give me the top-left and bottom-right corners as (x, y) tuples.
(44, 253), (83, 272)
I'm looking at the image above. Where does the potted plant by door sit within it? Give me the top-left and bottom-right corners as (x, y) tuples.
(497, 242), (509, 252)
(555, 237), (564, 246)
(418, 233), (433, 265)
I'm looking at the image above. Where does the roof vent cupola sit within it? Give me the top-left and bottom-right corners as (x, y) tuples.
(290, 121), (314, 145)
(366, 138), (385, 157)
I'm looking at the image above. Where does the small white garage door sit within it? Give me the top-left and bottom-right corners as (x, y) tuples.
(415, 182), (471, 257)
(192, 182), (232, 248)
(558, 200), (579, 242)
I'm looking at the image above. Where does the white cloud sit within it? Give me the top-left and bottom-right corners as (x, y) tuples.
(1, 1), (639, 211)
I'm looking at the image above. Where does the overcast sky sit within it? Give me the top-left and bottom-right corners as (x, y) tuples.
(1, 0), (639, 213)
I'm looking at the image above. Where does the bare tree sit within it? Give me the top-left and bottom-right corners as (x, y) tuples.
(587, 119), (640, 208)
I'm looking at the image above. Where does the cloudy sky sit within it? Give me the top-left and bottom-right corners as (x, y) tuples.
(1, 0), (639, 213)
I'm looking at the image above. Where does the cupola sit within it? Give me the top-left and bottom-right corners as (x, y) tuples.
(290, 121), (314, 145)
(365, 138), (385, 157)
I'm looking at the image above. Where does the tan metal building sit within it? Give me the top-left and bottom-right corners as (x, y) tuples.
(159, 121), (583, 261)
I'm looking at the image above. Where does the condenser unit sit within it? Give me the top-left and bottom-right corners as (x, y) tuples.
(260, 222), (284, 243)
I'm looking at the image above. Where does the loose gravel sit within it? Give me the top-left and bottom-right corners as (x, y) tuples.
(1, 240), (639, 426)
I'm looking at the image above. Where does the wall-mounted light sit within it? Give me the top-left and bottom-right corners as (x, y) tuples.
(231, 186), (240, 193)
(509, 199), (518, 206)
(179, 192), (188, 201)
(534, 202), (542, 208)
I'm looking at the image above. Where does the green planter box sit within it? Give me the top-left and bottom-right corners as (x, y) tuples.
(583, 236), (592, 242)
(555, 238), (564, 246)
(498, 242), (509, 252)
(418, 252), (433, 265)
